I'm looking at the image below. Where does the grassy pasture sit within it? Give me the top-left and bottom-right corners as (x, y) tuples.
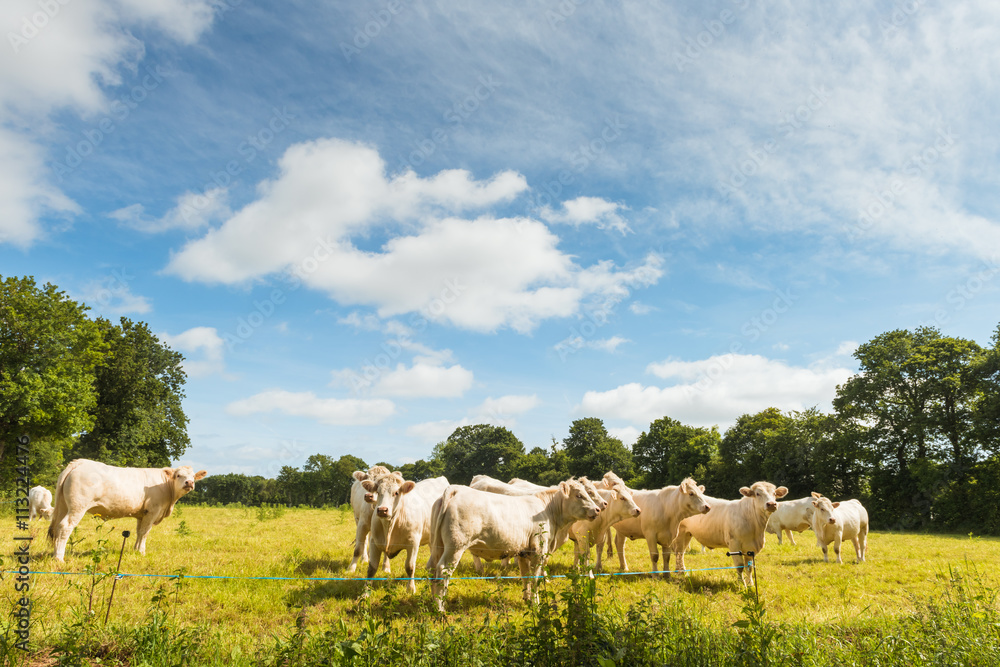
(3, 504), (1000, 664)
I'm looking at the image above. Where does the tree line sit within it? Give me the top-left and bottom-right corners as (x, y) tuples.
(3, 274), (999, 533)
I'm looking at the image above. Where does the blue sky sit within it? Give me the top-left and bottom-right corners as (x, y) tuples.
(2, 0), (998, 477)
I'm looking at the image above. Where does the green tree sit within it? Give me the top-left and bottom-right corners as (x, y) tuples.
(716, 408), (790, 495)
(432, 424), (525, 485)
(562, 417), (634, 482)
(0, 276), (106, 473)
(396, 458), (443, 482)
(329, 454), (368, 505)
(72, 318), (189, 467)
(633, 416), (719, 488)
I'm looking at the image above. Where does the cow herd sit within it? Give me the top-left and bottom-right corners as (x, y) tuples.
(25, 459), (869, 612)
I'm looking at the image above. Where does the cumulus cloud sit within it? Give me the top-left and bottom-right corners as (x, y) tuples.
(165, 139), (663, 333)
(540, 196), (630, 234)
(371, 362), (474, 398)
(79, 277), (151, 316)
(159, 326), (225, 377)
(580, 353), (854, 429)
(110, 187), (231, 232)
(226, 389), (395, 425)
(0, 0), (217, 246)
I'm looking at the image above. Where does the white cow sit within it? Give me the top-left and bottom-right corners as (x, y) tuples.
(362, 472), (450, 592)
(566, 482), (641, 571)
(347, 465), (392, 573)
(765, 496), (816, 545)
(28, 486), (53, 520)
(429, 479), (601, 611)
(673, 481), (789, 586)
(611, 478), (712, 575)
(809, 493), (869, 564)
(49, 459), (207, 561)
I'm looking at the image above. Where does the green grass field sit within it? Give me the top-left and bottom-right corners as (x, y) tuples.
(3, 505), (1000, 665)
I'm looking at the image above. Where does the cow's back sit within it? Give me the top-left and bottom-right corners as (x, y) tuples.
(60, 460), (169, 519)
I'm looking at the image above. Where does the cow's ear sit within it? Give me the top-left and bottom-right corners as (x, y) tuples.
(739, 487), (752, 497)
(698, 485), (706, 492)
(812, 500), (819, 507)
(775, 486), (789, 498)
(195, 470), (207, 480)
(559, 481), (570, 496)
(400, 481), (416, 494)
(362, 480), (376, 493)
(811, 491), (822, 498)
(352, 471), (367, 482)
(164, 467), (175, 478)
(832, 501), (841, 508)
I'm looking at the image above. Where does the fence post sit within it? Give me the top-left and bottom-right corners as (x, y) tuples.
(104, 530), (130, 624)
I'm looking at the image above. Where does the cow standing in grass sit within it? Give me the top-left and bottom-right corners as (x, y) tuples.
(28, 486), (54, 520)
(363, 472), (449, 592)
(49, 459), (207, 561)
(672, 481), (788, 586)
(429, 479), (601, 612)
(566, 481), (641, 571)
(765, 496), (816, 545)
(810, 492), (869, 564)
(347, 465), (392, 573)
(612, 478), (712, 576)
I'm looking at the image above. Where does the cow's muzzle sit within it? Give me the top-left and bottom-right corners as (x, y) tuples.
(586, 509), (599, 520)
(184, 481), (195, 490)
(377, 507), (389, 518)
(700, 504), (711, 514)
(364, 493), (375, 503)
(632, 507), (641, 517)
(828, 518), (836, 525)
(765, 501), (778, 512)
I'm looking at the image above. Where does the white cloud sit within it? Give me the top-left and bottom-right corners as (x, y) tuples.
(110, 187), (231, 232)
(580, 353), (854, 429)
(406, 418), (468, 443)
(608, 426), (640, 446)
(629, 301), (655, 315)
(0, 0), (217, 247)
(159, 326), (225, 377)
(372, 362), (474, 398)
(79, 278), (151, 316)
(836, 341), (859, 356)
(164, 139), (663, 333)
(226, 389), (395, 425)
(555, 335), (630, 355)
(407, 394), (540, 443)
(540, 196), (630, 234)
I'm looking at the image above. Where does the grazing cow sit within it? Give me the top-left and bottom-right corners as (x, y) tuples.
(49, 459), (207, 561)
(765, 496), (816, 545)
(809, 493), (869, 564)
(429, 479), (601, 611)
(673, 481), (788, 586)
(567, 482), (641, 571)
(28, 486), (54, 521)
(347, 465), (392, 573)
(362, 473), (450, 592)
(612, 478), (712, 575)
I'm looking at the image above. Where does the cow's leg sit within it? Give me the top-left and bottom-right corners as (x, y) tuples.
(775, 530), (783, 545)
(348, 519), (370, 572)
(366, 528), (385, 580)
(134, 513), (157, 555)
(661, 542), (672, 575)
(673, 531), (693, 574)
(820, 542), (830, 562)
(850, 535), (862, 564)
(53, 508), (87, 562)
(730, 551), (749, 586)
(404, 546), (418, 594)
(786, 529), (796, 546)
(645, 532), (660, 578)
(606, 530), (614, 558)
(434, 547), (463, 612)
(594, 530), (606, 571)
(858, 525), (868, 562)
(616, 531), (629, 571)
(834, 532), (843, 564)
(472, 554), (484, 575)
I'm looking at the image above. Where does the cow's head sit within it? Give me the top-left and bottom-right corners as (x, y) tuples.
(577, 477), (609, 511)
(41, 507), (54, 519)
(362, 472), (415, 520)
(810, 493), (840, 526)
(561, 479), (601, 521)
(601, 470), (626, 490)
(610, 482), (641, 517)
(678, 478), (712, 515)
(740, 481), (788, 514)
(172, 466), (208, 494)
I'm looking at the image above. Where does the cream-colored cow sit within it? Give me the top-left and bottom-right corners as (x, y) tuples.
(809, 492), (869, 564)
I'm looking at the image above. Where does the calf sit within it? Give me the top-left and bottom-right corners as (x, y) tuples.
(49, 459), (206, 561)
(347, 465), (392, 573)
(28, 486), (54, 520)
(673, 481), (788, 586)
(429, 479), (601, 611)
(363, 472), (450, 592)
(765, 496), (816, 545)
(566, 482), (641, 571)
(810, 493), (869, 564)
(612, 478), (712, 576)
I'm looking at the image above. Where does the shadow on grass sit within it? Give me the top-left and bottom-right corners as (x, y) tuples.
(294, 557), (352, 575)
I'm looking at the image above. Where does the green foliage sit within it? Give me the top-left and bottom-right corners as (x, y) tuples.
(563, 418), (635, 482)
(0, 276), (107, 473)
(432, 424), (526, 485)
(633, 416), (719, 488)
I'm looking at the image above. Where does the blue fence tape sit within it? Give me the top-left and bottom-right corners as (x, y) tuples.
(4, 564), (750, 583)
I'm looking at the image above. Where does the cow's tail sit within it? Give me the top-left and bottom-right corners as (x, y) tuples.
(48, 460), (84, 541)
